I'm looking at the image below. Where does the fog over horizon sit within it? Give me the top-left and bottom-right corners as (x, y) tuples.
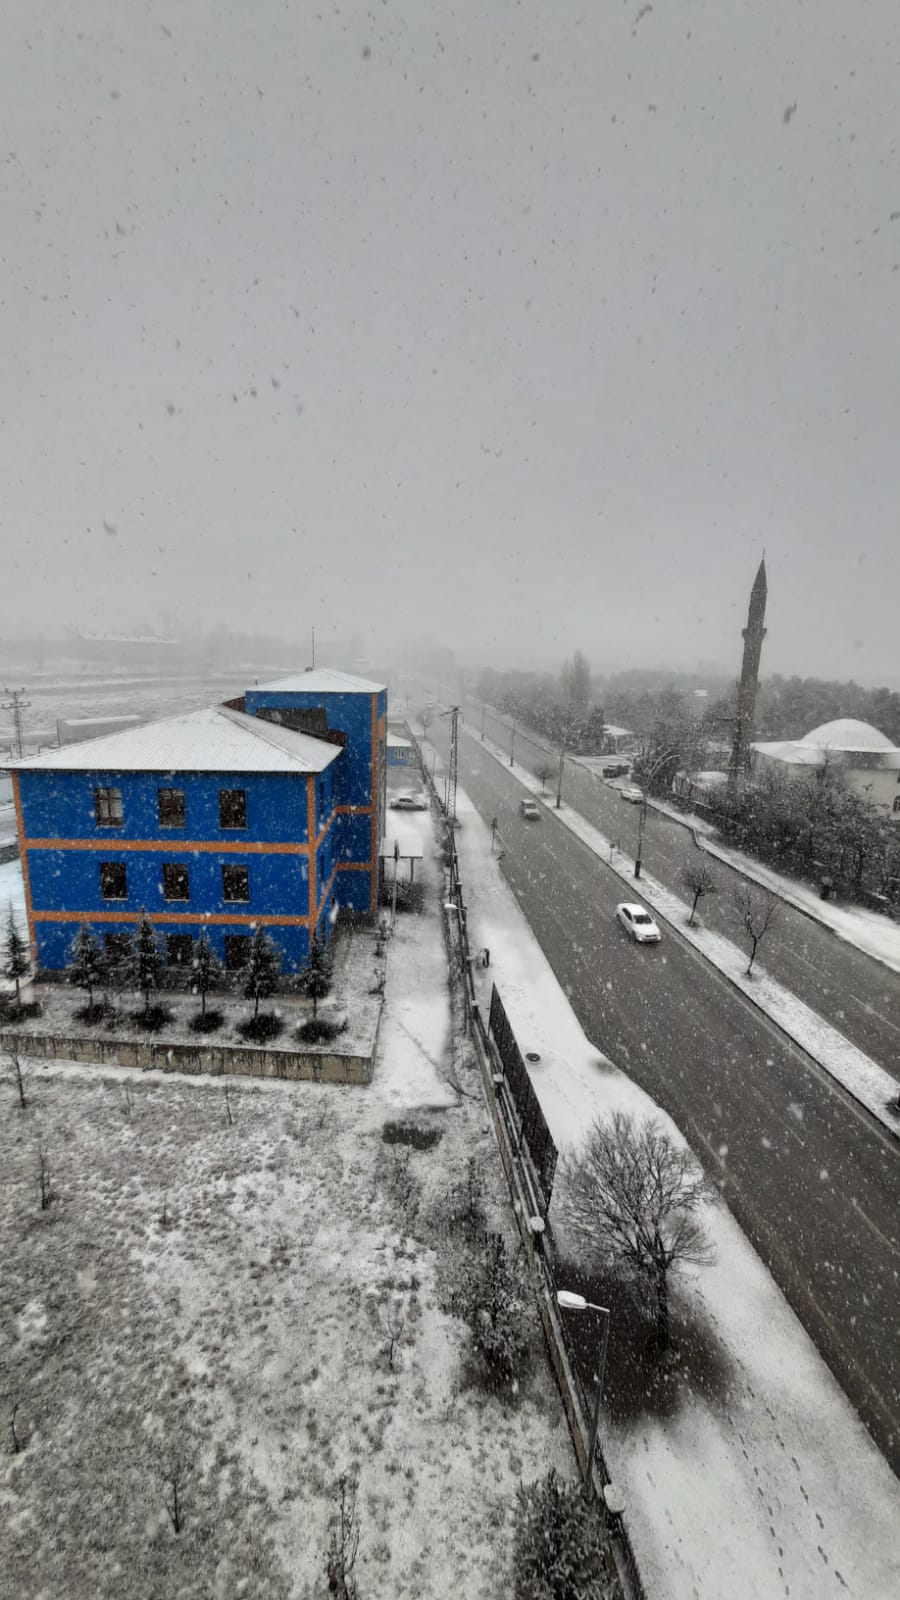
(3, 2), (899, 689)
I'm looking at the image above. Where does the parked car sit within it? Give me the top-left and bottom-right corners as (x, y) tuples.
(389, 795), (428, 811)
(519, 798), (540, 820)
(601, 759), (631, 778)
(619, 784), (644, 804)
(616, 902), (662, 943)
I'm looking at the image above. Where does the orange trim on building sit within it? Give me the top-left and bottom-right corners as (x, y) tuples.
(10, 773), (36, 962)
(307, 776), (316, 925)
(335, 804), (372, 816)
(316, 861), (340, 922)
(30, 909), (313, 927)
(369, 693), (377, 912)
(21, 836), (311, 856)
(336, 862), (369, 872)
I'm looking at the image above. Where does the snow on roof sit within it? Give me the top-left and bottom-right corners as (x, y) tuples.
(752, 740), (828, 766)
(58, 715), (141, 729)
(603, 724), (633, 738)
(10, 706), (341, 774)
(387, 733), (412, 748)
(799, 718), (898, 753)
(254, 667), (385, 694)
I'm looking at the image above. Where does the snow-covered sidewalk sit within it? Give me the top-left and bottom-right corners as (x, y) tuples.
(474, 734), (900, 1134)
(447, 779), (900, 1600)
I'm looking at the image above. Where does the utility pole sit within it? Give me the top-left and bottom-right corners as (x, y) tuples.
(481, 701), (486, 742)
(510, 719), (516, 767)
(2, 687), (30, 759)
(311, 626), (316, 669)
(441, 705), (460, 828)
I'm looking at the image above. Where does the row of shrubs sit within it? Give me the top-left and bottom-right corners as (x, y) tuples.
(1, 909), (346, 1045)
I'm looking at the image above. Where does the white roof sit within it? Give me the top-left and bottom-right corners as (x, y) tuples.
(799, 718), (897, 753)
(254, 667), (385, 694)
(11, 706), (341, 774)
(387, 733), (412, 748)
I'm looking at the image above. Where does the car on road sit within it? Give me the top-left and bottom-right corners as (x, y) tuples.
(601, 759), (631, 778)
(616, 902), (662, 943)
(519, 798), (540, 820)
(389, 795), (428, 811)
(619, 784), (644, 804)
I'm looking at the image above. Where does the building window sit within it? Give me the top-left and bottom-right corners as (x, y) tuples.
(222, 864), (249, 902)
(219, 789), (246, 829)
(166, 933), (193, 968)
(158, 787), (185, 828)
(104, 931), (132, 969)
(94, 787), (123, 827)
(161, 862), (190, 901)
(224, 934), (250, 970)
(99, 861), (128, 900)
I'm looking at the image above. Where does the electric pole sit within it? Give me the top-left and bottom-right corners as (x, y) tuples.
(2, 687), (30, 759)
(440, 704), (460, 829)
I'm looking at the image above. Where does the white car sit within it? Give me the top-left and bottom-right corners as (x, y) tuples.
(519, 798), (540, 820)
(616, 903), (661, 944)
(389, 795), (428, 811)
(619, 785), (644, 804)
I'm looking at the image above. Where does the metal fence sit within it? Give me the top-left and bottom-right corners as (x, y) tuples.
(488, 984), (559, 1209)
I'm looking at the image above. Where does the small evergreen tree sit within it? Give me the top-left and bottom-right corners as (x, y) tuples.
(452, 1230), (528, 1383)
(130, 912), (164, 1017)
(191, 929), (221, 1019)
(299, 932), (332, 1021)
(2, 902), (30, 1008)
(243, 926), (281, 1019)
(514, 1469), (621, 1600)
(67, 922), (107, 1011)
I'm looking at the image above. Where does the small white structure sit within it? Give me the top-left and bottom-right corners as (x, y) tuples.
(751, 719), (900, 820)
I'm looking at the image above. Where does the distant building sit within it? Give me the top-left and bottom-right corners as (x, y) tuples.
(751, 719), (900, 821)
(57, 715), (142, 747)
(386, 733), (412, 767)
(10, 669), (387, 978)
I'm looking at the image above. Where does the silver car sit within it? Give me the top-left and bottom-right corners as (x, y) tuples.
(616, 902), (662, 943)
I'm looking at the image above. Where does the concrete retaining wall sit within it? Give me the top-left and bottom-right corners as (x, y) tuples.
(0, 1027), (376, 1085)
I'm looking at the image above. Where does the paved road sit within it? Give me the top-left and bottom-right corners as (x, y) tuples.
(471, 700), (900, 1084)
(429, 717), (900, 1475)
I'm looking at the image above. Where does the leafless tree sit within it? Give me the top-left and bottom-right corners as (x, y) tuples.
(162, 1455), (187, 1534)
(37, 1147), (52, 1210)
(561, 1111), (714, 1352)
(326, 1473), (360, 1599)
(224, 1082), (234, 1126)
(5, 1046), (28, 1109)
(122, 1082), (135, 1120)
(381, 1299), (407, 1371)
(732, 882), (780, 976)
(682, 860), (719, 927)
(536, 763), (554, 793)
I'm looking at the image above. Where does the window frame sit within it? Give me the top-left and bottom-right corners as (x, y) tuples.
(94, 786), (123, 828)
(166, 933), (194, 968)
(98, 861), (128, 900)
(224, 934), (251, 970)
(157, 786), (186, 828)
(221, 863), (250, 903)
(161, 862), (190, 902)
(218, 788), (247, 830)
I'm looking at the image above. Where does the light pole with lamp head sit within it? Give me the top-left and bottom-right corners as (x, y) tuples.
(633, 749), (675, 880)
(556, 1289), (611, 1491)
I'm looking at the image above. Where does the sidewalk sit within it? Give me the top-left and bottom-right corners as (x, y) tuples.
(476, 732), (900, 1136)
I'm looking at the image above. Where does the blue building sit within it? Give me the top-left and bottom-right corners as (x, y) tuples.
(11, 670), (387, 979)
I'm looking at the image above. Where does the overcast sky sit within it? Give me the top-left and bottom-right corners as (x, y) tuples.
(3, 1), (899, 684)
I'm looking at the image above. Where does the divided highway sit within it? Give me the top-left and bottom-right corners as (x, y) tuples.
(430, 717), (900, 1475)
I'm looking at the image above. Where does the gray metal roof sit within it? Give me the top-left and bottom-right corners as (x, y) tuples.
(11, 706), (341, 774)
(254, 667), (385, 694)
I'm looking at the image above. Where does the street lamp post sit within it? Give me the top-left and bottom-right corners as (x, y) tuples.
(557, 1289), (611, 1491)
(510, 720), (516, 767)
(555, 743), (565, 809)
(633, 750), (675, 880)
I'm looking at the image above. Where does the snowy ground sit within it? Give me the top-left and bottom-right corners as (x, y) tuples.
(0, 799), (574, 1599)
(436, 767), (900, 1600)
(475, 735), (900, 1133)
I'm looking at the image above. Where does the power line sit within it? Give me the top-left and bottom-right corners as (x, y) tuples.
(1, 687), (31, 759)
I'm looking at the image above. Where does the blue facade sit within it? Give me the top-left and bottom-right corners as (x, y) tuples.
(13, 676), (387, 979)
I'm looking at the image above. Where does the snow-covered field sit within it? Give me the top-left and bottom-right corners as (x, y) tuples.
(442, 770), (900, 1600)
(0, 811), (575, 1599)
